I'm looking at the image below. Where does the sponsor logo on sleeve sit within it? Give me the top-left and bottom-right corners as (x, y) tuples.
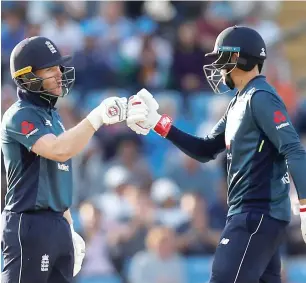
(21, 121), (39, 138)
(273, 111), (289, 130)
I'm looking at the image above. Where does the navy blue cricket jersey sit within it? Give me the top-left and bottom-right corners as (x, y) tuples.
(1, 90), (73, 213)
(167, 75), (306, 222)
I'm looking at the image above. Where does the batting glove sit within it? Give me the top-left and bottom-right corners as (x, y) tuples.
(86, 97), (127, 130)
(127, 88), (173, 137)
(300, 205), (306, 243)
(292, 199), (306, 244)
(70, 225), (86, 276)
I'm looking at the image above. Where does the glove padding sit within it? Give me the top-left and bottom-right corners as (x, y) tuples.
(291, 198), (300, 215)
(300, 205), (306, 244)
(70, 225), (86, 276)
(87, 97), (127, 130)
(127, 89), (160, 135)
(292, 199), (306, 244)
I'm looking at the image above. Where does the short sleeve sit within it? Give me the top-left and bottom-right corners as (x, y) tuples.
(4, 107), (53, 151)
(250, 91), (300, 154)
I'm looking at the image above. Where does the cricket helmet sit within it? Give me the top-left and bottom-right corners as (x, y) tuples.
(10, 36), (75, 98)
(203, 26), (267, 94)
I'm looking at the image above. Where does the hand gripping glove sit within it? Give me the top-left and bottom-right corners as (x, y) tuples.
(127, 88), (173, 137)
(86, 97), (127, 130)
(127, 95), (151, 135)
(70, 225), (86, 276)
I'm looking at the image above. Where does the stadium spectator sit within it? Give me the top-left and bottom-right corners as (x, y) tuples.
(129, 226), (187, 283)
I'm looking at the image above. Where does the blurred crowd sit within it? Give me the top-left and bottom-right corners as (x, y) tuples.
(1, 1), (306, 283)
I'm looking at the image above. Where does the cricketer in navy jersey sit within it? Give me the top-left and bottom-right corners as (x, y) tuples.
(1, 36), (130, 283)
(1, 90), (73, 213)
(126, 26), (306, 283)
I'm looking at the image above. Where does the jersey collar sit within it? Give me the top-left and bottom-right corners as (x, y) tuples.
(17, 88), (58, 110)
(237, 75), (266, 96)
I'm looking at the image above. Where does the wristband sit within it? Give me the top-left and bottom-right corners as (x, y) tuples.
(86, 107), (103, 131)
(300, 205), (306, 213)
(154, 114), (173, 138)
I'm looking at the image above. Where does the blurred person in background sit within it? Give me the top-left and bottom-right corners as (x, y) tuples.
(1, 84), (17, 116)
(145, 94), (181, 172)
(85, 1), (134, 72)
(171, 1), (205, 21)
(196, 95), (232, 137)
(151, 178), (189, 230)
(177, 193), (221, 255)
(119, 16), (172, 90)
(1, 7), (25, 60)
(25, 22), (41, 38)
(164, 152), (218, 203)
(41, 3), (84, 55)
(72, 22), (116, 97)
(26, 1), (50, 27)
(129, 226), (187, 283)
(72, 137), (104, 206)
(97, 165), (134, 221)
(1, 7), (25, 83)
(196, 2), (234, 53)
(196, 95), (232, 170)
(62, 1), (88, 22)
(107, 188), (157, 281)
(78, 200), (116, 279)
(106, 133), (152, 190)
(171, 21), (211, 94)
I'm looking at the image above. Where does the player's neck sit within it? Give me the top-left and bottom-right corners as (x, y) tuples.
(235, 70), (259, 92)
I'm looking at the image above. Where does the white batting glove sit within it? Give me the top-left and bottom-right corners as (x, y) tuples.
(127, 94), (154, 135)
(70, 225), (86, 276)
(87, 97), (127, 130)
(127, 88), (173, 137)
(300, 205), (306, 244)
(291, 198), (300, 215)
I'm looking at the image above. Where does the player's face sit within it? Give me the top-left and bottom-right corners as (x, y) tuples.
(220, 53), (239, 84)
(35, 66), (63, 96)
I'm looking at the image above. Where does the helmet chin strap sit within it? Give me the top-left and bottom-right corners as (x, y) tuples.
(40, 92), (58, 108)
(225, 73), (236, 90)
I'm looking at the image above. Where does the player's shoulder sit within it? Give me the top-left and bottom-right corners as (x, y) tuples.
(2, 100), (44, 128)
(246, 76), (283, 106)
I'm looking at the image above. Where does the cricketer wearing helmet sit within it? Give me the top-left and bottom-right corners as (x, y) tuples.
(126, 26), (306, 283)
(1, 37), (142, 283)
